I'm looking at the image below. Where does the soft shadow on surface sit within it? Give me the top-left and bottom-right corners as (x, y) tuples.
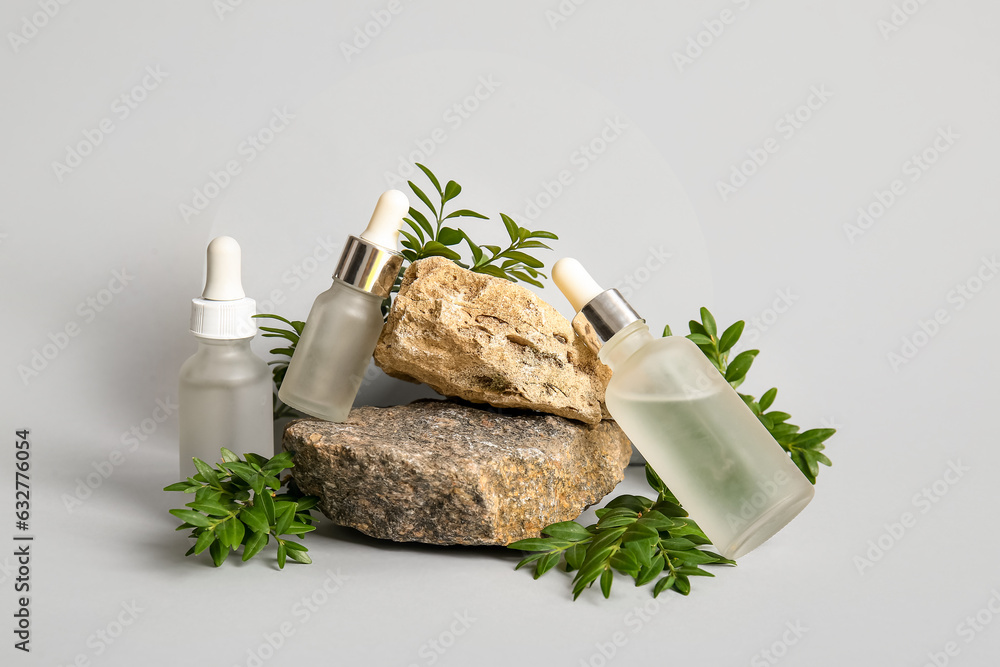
(314, 521), (520, 563)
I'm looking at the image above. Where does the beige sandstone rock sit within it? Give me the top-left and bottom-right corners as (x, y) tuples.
(373, 257), (611, 424)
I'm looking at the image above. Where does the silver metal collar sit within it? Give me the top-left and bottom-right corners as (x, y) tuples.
(571, 288), (643, 353)
(333, 235), (403, 298)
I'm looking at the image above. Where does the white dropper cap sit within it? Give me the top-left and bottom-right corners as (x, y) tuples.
(190, 236), (257, 339)
(553, 257), (604, 311)
(202, 236), (246, 300)
(553, 257), (643, 352)
(359, 189), (409, 249)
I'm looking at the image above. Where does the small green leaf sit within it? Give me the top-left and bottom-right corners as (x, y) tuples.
(216, 517), (236, 549)
(636, 511), (681, 531)
(686, 333), (714, 346)
(508, 270), (543, 287)
(610, 549), (640, 575)
(508, 538), (562, 552)
(542, 521), (592, 541)
(443, 180), (462, 203)
(688, 320), (707, 336)
(242, 531), (269, 561)
(662, 324), (673, 337)
(516, 240), (551, 250)
(192, 458), (220, 487)
(725, 350), (759, 384)
(400, 229), (421, 250)
(718, 320), (745, 353)
(657, 537), (698, 551)
(404, 218), (426, 244)
(565, 542), (588, 571)
(169, 509), (212, 528)
(653, 575), (676, 597)
(589, 527), (628, 552)
(422, 241), (462, 261)
(534, 552), (560, 579)
(186, 501), (232, 517)
(294, 497), (319, 512)
(575, 554), (612, 589)
(500, 213), (519, 243)
(163, 482), (193, 492)
(498, 250), (543, 268)
(277, 542), (287, 569)
(635, 555), (666, 586)
(600, 568), (613, 598)
(443, 208), (489, 220)
(220, 448), (240, 463)
(645, 465), (667, 494)
(257, 490), (276, 525)
(572, 567), (601, 601)
(667, 549), (723, 565)
(240, 507), (269, 535)
(604, 495), (651, 513)
(258, 327), (299, 344)
(262, 451), (294, 473)
(700, 308), (717, 338)
(409, 208), (435, 239)
(622, 523), (659, 543)
(766, 411), (791, 424)
(408, 182), (437, 219)
(437, 226), (464, 246)
(193, 529), (215, 555)
(286, 547), (312, 565)
(284, 522), (316, 535)
(210, 539), (228, 567)
(791, 428), (837, 450)
(474, 264), (510, 279)
(757, 387), (777, 411)
(415, 163), (442, 196)
(515, 552), (546, 571)
(598, 514), (641, 528)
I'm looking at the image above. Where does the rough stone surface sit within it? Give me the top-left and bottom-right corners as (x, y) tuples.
(374, 256), (611, 424)
(284, 399), (631, 546)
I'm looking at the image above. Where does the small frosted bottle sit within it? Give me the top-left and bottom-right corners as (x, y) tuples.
(179, 236), (273, 478)
(278, 190), (407, 422)
(552, 258), (814, 559)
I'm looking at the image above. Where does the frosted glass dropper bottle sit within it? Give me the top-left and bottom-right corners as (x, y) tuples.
(179, 236), (273, 478)
(279, 190), (408, 422)
(552, 258), (814, 559)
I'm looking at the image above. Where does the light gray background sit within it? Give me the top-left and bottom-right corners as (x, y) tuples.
(2, 1), (998, 666)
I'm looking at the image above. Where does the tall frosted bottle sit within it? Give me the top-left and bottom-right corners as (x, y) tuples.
(552, 258), (814, 559)
(279, 190), (408, 422)
(179, 236), (273, 477)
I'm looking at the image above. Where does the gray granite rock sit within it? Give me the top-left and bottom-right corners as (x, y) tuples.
(284, 399), (631, 546)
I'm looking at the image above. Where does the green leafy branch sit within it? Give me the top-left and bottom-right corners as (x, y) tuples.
(252, 313), (305, 420)
(399, 163), (558, 288)
(509, 465), (734, 600)
(666, 307), (834, 484)
(164, 449), (318, 569)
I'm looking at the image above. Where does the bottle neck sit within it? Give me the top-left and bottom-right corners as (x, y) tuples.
(195, 336), (254, 353)
(331, 277), (387, 301)
(598, 320), (654, 371)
